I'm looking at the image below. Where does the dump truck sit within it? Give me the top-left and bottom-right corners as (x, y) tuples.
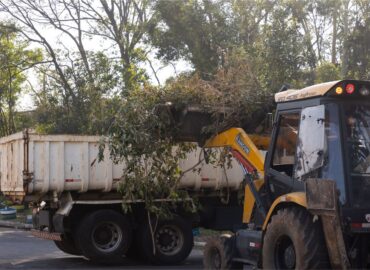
(199, 80), (370, 269)
(0, 129), (254, 264)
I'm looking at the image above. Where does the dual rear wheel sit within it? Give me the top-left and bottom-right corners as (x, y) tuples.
(127, 215), (194, 265)
(54, 210), (131, 263)
(54, 210), (193, 265)
(74, 209), (132, 263)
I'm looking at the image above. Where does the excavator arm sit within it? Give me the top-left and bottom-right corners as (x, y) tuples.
(203, 127), (267, 223)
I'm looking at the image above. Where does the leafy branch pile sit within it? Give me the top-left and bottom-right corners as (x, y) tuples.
(104, 53), (272, 217)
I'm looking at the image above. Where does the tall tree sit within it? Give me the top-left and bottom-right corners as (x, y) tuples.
(152, 0), (234, 78)
(0, 0), (158, 134)
(346, 0), (370, 79)
(255, 4), (306, 90)
(81, 0), (158, 91)
(0, 23), (42, 136)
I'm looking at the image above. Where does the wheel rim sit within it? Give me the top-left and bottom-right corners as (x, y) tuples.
(208, 247), (222, 269)
(155, 224), (184, 256)
(92, 222), (123, 253)
(274, 235), (296, 269)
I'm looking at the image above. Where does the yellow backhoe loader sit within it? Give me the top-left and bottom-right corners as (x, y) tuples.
(198, 80), (370, 269)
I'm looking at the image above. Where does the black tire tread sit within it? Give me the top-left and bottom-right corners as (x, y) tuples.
(54, 234), (81, 256)
(138, 215), (193, 265)
(203, 235), (239, 270)
(75, 209), (132, 264)
(263, 207), (330, 269)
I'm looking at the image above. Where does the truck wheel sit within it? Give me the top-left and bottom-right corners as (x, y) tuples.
(139, 215), (193, 265)
(76, 210), (132, 264)
(203, 235), (240, 270)
(54, 233), (82, 256)
(263, 207), (329, 269)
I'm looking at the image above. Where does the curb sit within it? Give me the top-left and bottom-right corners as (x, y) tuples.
(0, 220), (33, 230)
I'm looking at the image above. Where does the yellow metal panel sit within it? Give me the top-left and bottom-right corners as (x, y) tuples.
(242, 178), (264, 224)
(262, 192), (307, 230)
(204, 128), (265, 174)
(248, 134), (270, 151)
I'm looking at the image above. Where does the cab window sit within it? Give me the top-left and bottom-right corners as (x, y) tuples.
(272, 113), (300, 176)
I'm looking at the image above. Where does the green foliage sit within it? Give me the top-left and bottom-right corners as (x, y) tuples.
(153, 0), (234, 77)
(0, 23), (42, 136)
(14, 110), (36, 130)
(104, 86), (198, 216)
(104, 51), (271, 217)
(254, 5), (306, 90)
(164, 49), (273, 132)
(152, 0), (370, 87)
(346, 17), (370, 80)
(315, 62), (341, 83)
(34, 52), (122, 135)
(90, 0), (156, 94)
(153, 0), (327, 90)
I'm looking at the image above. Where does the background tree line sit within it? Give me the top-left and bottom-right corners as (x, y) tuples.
(0, 0), (369, 136)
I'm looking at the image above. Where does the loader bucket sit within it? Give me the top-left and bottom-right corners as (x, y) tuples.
(153, 104), (230, 144)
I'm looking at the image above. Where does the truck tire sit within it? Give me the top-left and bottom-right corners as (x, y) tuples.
(203, 235), (240, 270)
(75, 209), (132, 264)
(262, 207), (330, 269)
(54, 233), (82, 256)
(138, 215), (194, 265)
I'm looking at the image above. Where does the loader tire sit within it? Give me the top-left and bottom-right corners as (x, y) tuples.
(203, 235), (241, 270)
(138, 215), (193, 265)
(263, 207), (330, 269)
(75, 210), (132, 264)
(54, 233), (82, 256)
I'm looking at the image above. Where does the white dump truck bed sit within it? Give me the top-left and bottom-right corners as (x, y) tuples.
(0, 131), (244, 201)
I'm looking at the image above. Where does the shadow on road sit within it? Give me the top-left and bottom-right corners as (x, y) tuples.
(1, 255), (203, 269)
(0, 227), (203, 269)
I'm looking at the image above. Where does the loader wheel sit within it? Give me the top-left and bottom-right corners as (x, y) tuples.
(263, 207), (329, 269)
(75, 210), (132, 264)
(203, 235), (241, 270)
(54, 233), (82, 256)
(138, 215), (193, 265)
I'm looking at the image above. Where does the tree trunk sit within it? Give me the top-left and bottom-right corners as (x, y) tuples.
(331, 9), (337, 64)
(341, 0), (350, 77)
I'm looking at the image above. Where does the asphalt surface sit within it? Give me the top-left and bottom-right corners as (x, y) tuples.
(0, 227), (203, 269)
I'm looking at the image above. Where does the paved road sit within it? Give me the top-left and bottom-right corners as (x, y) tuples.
(0, 227), (203, 269)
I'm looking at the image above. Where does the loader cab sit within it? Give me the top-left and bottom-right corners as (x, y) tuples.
(265, 80), (370, 228)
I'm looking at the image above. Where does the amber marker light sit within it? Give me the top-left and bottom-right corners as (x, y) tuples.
(335, 86), (343, 95)
(345, 83), (355, 94)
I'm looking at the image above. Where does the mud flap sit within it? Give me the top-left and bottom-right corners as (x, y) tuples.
(306, 179), (350, 269)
